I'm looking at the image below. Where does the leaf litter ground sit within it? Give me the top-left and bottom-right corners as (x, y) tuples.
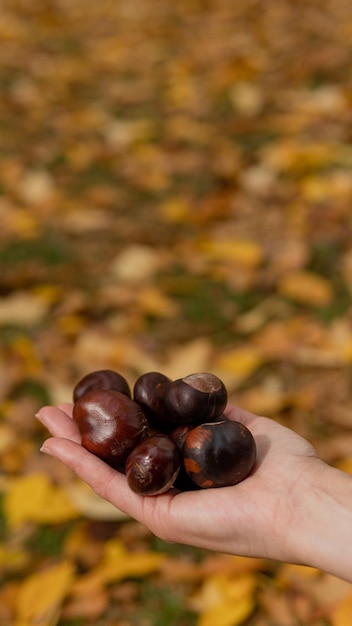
(1, 1), (352, 624)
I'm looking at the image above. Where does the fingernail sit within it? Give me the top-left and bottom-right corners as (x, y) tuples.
(40, 444), (53, 456)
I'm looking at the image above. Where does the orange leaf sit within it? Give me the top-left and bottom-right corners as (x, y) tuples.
(331, 591), (352, 626)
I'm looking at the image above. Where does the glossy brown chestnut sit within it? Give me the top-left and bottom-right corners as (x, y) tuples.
(172, 462), (201, 492)
(183, 420), (256, 488)
(73, 369), (131, 402)
(125, 434), (180, 495)
(133, 372), (171, 430)
(73, 389), (148, 468)
(170, 423), (194, 450)
(164, 372), (228, 425)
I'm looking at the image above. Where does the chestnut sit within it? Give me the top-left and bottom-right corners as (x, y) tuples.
(173, 462), (202, 492)
(133, 372), (171, 430)
(125, 434), (180, 495)
(73, 369), (131, 402)
(164, 372), (228, 425)
(170, 423), (194, 450)
(73, 389), (148, 468)
(183, 420), (256, 488)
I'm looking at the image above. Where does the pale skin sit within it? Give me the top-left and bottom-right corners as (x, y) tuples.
(37, 403), (352, 583)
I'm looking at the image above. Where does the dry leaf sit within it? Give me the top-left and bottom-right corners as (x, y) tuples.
(73, 539), (166, 594)
(162, 338), (213, 380)
(237, 383), (288, 416)
(137, 286), (179, 318)
(331, 591), (352, 626)
(190, 573), (256, 626)
(65, 480), (129, 521)
(335, 457), (352, 474)
(14, 561), (75, 626)
(214, 346), (263, 389)
(259, 585), (297, 626)
(198, 238), (263, 268)
(61, 587), (108, 621)
(199, 597), (255, 626)
(278, 271), (334, 307)
(230, 82), (263, 116)
(4, 473), (79, 526)
(110, 244), (160, 283)
(0, 292), (50, 327)
(18, 169), (55, 205)
(158, 197), (193, 223)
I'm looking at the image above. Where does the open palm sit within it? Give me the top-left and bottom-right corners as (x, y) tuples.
(37, 402), (321, 564)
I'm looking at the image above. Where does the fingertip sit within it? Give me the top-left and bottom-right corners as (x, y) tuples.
(57, 402), (74, 417)
(224, 403), (259, 425)
(40, 438), (55, 456)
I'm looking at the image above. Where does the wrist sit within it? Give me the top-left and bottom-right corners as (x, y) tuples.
(289, 459), (352, 581)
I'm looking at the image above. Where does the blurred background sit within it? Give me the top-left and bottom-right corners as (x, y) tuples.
(1, 0), (352, 624)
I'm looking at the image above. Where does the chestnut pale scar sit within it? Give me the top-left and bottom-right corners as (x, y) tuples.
(184, 458), (201, 473)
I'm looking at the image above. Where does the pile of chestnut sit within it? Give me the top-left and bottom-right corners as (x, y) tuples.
(72, 369), (256, 496)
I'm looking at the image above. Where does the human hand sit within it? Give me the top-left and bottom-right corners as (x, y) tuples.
(36, 402), (328, 568)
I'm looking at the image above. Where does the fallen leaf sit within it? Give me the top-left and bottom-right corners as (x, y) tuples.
(18, 169), (55, 205)
(335, 457), (352, 474)
(61, 587), (108, 621)
(278, 270), (334, 307)
(4, 473), (79, 526)
(14, 561), (75, 626)
(331, 591), (352, 626)
(198, 238), (264, 268)
(65, 480), (129, 521)
(214, 346), (263, 389)
(199, 597), (255, 626)
(190, 573), (256, 626)
(110, 244), (160, 283)
(0, 292), (50, 327)
(137, 286), (179, 317)
(73, 539), (166, 594)
(162, 338), (213, 381)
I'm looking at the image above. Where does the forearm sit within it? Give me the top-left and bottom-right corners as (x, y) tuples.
(290, 460), (352, 582)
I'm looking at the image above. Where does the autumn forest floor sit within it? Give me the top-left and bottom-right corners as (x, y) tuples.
(1, 1), (352, 625)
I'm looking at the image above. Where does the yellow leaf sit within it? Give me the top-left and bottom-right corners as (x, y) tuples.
(237, 385), (287, 416)
(0, 545), (29, 572)
(14, 561), (75, 626)
(279, 563), (321, 583)
(191, 574), (256, 626)
(102, 540), (166, 581)
(330, 590), (352, 626)
(199, 238), (263, 268)
(9, 208), (40, 239)
(65, 480), (129, 521)
(159, 197), (193, 223)
(199, 596), (254, 626)
(4, 473), (79, 526)
(163, 338), (213, 381)
(215, 347), (263, 389)
(12, 335), (42, 375)
(137, 286), (179, 318)
(278, 271), (334, 306)
(73, 539), (166, 594)
(264, 140), (337, 172)
(0, 423), (16, 454)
